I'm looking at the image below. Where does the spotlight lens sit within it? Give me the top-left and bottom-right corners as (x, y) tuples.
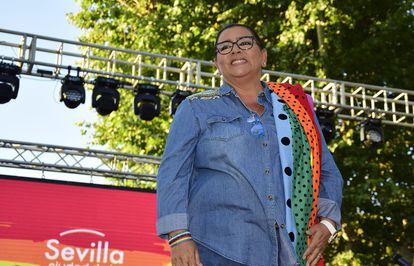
(366, 130), (382, 143)
(64, 90), (83, 102)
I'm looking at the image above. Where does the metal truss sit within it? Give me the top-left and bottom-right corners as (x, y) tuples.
(0, 27), (413, 127)
(0, 139), (160, 180)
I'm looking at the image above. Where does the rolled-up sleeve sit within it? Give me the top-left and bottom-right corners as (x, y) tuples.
(313, 110), (344, 229)
(156, 99), (200, 239)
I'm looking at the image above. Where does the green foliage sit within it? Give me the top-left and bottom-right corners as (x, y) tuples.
(328, 122), (414, 264)
(69, 0), (414, 264)
(328, 250), (362, 266)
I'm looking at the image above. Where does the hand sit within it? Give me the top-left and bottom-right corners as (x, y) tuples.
(171, 239), (202, 266)
(302, 220), (333, 266)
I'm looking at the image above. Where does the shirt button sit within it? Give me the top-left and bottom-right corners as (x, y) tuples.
(280, 224), (286, 229)
(264, 168), (270, 175)
(275, 222), (279, 230)
(267, 195), (273, 201)
(262, 142), (268, 148)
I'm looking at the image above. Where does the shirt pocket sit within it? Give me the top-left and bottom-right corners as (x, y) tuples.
(206, 115), (244, 141)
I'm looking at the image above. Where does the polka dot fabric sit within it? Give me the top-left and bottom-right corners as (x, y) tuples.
(271, 92), (298, 248)
(285, 105), (313, 260)
(267, 82), (322, 243)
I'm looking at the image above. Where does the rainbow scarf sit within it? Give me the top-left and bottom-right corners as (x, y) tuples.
(268, 82), (322, 262)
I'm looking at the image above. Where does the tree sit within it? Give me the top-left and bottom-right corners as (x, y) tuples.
(69, 0), (414, 264)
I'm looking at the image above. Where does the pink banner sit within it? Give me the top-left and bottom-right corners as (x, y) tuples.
(0, 175), (170, 266)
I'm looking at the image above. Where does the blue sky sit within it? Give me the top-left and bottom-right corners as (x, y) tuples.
(0, 0), (97, 148)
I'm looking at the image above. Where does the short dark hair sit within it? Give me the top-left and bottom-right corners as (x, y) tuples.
(215, 24), (264, 51)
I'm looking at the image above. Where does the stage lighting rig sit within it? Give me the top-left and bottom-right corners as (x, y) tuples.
(92, 76), (120, 116)
(134, 84), (161, 121)
(360, 118), (383, 147)
(0, 62), (21, 104)
(60, 66), (85, 109)
(316, 108), (336, 143)
(170, 89), (191, 116)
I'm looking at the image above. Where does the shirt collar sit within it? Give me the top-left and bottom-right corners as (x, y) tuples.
(218, 81), (273, 103)
(218, 81), (235, 96)
(261, 81), (273, 103)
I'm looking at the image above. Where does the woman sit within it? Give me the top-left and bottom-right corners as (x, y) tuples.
(156, 24), (343, 266)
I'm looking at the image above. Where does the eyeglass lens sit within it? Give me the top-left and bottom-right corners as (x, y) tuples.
(216, 36), (255, 55)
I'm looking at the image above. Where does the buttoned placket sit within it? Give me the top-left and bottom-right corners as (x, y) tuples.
(231, 87), (289, 265)
(257, 92), (282, 265)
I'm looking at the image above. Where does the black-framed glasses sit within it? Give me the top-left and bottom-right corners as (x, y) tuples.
(215, 36), (256, 55)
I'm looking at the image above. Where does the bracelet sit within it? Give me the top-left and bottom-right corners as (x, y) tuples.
(168, 230), (190, 242)
(319, 220), (336, 235)
(170, 235), (193, 248)
(320, 220), (338, 243)
(168, 231), (191, 246)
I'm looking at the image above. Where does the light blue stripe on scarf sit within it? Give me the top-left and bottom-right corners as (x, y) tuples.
(271, 92), (297, 248)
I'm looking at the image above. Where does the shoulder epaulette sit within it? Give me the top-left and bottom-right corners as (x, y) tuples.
(188, 89), (221, 100)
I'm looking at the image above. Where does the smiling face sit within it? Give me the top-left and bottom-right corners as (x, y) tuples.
(214, 26), (267, 84)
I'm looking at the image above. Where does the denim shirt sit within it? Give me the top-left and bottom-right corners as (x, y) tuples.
(156, 82), (343, 266)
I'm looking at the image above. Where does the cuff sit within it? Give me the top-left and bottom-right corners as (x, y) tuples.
(317, 197), (342, 230)
(156, 213), (188, 240)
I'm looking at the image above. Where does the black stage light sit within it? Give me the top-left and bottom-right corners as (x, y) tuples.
(316, 108), (336, 143)
(170, 89), (191, 116)
(134, 84), (161, 121)
(0, 62), (20, 104)
(60, 67), (85, 109)
(360, 118), (383, 147)
(92, 76), (120, 116)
